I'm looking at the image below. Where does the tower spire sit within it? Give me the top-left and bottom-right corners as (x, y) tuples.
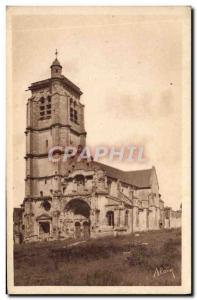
(50, 49), (62, 78)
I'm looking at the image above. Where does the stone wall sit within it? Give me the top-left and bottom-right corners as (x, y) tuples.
(164, 207), (182, 229)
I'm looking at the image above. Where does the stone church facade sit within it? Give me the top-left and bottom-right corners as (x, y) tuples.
(13, 56), (181, 243)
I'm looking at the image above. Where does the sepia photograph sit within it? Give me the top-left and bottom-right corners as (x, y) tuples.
(6, 6), (191, 295)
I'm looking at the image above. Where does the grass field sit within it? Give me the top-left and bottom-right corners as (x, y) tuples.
(14, 228), (181, 286)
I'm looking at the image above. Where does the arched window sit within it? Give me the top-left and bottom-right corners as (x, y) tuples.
(125, 210), (129, 226)
(106, 211), (114, 226)
(41, 200), (51, 211)
(40, 191), (43, 197)
(69, 98), (78, 124)
(39, 97), (45, 119)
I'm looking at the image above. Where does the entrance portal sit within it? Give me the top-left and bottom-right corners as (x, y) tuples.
(39, 221), (50, 236)
(83, 221), (90, 240)
(65, 198), (91, 240)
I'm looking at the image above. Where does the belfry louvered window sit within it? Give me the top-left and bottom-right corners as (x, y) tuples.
(39, 96), (51, 120)
(69, 98), (78, 124)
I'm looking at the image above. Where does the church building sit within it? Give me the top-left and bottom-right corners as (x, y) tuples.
(13, 54), (181, 243)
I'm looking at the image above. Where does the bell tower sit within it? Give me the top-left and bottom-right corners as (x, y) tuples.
(24, 52), (87, 240)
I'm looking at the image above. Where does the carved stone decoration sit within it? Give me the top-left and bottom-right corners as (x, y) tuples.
(52, 81), (62, 93)
(52, 210), (60, 236)
(104, 175), (108, 189)
(129, 187), (134, 200)
(53, 190), (62, 197)
(117, 179), (121, 191)
(93, 169), (106, 190)
(53, 210), (60, 218)
(52, 198), (60, 210)
(25, 201), (33, 214)
(25, 215), (34, 237)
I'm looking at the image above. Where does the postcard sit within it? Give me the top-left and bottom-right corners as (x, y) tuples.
(7, 6), (191, 295)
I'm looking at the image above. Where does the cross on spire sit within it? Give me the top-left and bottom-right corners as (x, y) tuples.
(50, 49), (62, 76)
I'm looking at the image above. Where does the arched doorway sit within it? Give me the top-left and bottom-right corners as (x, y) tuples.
(36, 214), (52, 240)
(83, 221), (90, 240)
(64, 198), (91, 240)
(75, 222), (81, 239)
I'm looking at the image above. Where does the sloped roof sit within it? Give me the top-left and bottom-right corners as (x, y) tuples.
(29, 76), (82, 96)
(63, 158), (153, 188)
(50, 58), (62, 68)
(123, 169), (153, 188)
(61, 75), (82, 95)
(92, 161), (152, 188)
(29, 59), (82, 95)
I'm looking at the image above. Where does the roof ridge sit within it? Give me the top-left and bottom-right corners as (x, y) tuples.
(124, 168), (152, 174)
(93, 161), (152, 174)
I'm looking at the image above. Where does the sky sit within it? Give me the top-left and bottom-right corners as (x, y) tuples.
(9, 7), (189, 209)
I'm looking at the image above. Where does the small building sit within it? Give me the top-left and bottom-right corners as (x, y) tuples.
(164, 206), (182, 229)
(13, 208), (24, 244)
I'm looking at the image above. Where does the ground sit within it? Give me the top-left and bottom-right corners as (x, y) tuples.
(14, 228), (181, 286)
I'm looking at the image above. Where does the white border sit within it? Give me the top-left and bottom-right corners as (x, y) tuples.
(1, 1), (194, 299)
